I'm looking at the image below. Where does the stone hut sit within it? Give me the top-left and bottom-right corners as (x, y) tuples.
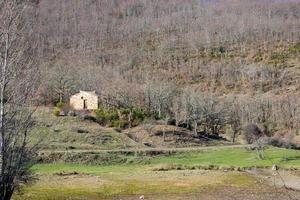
(70, 91), (98, 110)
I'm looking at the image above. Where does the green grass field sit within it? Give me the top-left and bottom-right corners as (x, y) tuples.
(34, 146), (300, 173)
(150, 147), (300, 169)
(17, 170), (258, 200)
(14, 146), (299, 200)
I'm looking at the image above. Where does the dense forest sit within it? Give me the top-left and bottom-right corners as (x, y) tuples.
(32, 0), (300, 137)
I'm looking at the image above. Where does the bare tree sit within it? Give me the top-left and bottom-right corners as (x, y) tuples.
(200, 94), (227, 136)
(107, 79), (143, 127)
(175, 87), (228, 137)
(183, 88), (203, 136)
(0, 1), (38, 199)
(144, 77), (175, 119)
(243, 124), (266, 159)
(227, 97), (242, 143)
(44, 62), (77, 103)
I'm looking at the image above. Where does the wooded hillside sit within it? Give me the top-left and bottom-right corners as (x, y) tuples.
(33, 0), (300, 138)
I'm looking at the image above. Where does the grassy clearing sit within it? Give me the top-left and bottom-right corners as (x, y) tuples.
(16, 170), (257, 200)
(150, 147), (300, 169)
(35, 146), (300, 171)
(15, 146), (300, 199)
(31, 163), (142, 176)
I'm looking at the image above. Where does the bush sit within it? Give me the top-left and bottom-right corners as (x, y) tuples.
(94, 107), (119, 125)
(243, 124), (263, 144)
(56, 101), (64, 109)
(269, 52), (288, 65)
(153, 112), (167, 120)
(132, 107), (150, 124)
(262, 122), (275, 137)
(53, 107), (61, 116)
(288, 43), (300, 54)
(268, 137), (300, 150)
(120, 108), (130, 115)
(95, 107), (152, 128)
(111, 120), (128, 129)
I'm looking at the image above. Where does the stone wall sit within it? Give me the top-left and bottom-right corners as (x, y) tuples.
(70, 91), (98, 110)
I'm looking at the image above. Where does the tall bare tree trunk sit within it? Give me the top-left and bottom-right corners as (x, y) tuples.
(0, 32), (8, 200)
(0, 1), (38, 199)
(194, 120), (198, 136)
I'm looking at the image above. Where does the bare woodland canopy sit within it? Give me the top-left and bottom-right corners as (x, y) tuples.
(25, 0), (300, 133)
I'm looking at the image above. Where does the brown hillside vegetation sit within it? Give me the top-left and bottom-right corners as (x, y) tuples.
(124, 125), (219, 148)
(35, 0), (300, 97)
(31, 0), (300, 141)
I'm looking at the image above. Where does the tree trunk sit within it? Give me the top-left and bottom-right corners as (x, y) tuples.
(194, 120), (198, 136)
(158, 106), (161, 119)
(0, 33), (9, 199)
(0, 187), (14, 200)
(59, 92), (63, 103)
(0, 2), (38, 199)
(128, 109), (132, 128)
(232, 130), (237, 143)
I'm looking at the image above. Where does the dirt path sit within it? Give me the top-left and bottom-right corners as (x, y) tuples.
(39, 144), (251, 154)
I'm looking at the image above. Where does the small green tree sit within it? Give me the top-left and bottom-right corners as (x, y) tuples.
(94, 108), (119, 126)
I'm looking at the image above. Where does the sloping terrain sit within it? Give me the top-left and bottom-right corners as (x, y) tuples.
(123, 124), (228, 148)
(30, 107), (139, 150)
(31, 107), (299, 151)
(31, 107), (226, 150)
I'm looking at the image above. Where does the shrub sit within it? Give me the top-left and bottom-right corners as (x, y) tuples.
(268, 137), (300, 150)
(243, 124), (263, 144)
(111, 120), (128, 129)
(153, 112), (167, 120)
(95, 107), (152, 128)
(288, 43), (300, 54)
(94, 107), (119, 125)
(56, 101), (64, 109)
(120, 108), (130, 115)
(262, 122), (275, 137)
(117, 107), (152, 127)
(132, 107), (150, 124)
(53, 107), (61, 116)
(269, 52), (288, 65)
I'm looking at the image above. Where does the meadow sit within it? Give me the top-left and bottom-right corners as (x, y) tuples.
(15, 146), (300, 200)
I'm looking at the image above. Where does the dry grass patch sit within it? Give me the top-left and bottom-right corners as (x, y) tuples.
(15, 169), (257, 200)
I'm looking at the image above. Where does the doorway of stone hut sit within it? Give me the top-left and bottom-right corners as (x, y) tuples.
(83, 99), (87, 109)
